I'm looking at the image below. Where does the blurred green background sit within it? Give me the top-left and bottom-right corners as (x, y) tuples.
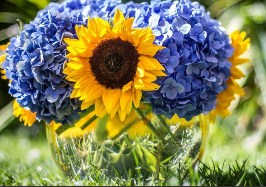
(0, 0), (266, 185)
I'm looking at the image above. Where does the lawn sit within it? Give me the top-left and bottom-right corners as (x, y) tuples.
(0, 117), (266, 186)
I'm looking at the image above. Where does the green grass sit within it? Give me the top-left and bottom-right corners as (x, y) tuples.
(0, 121), (266, 186)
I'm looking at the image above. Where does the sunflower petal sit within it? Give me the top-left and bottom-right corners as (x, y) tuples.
(133, 89), (142, 108)
(120, 90), (132, 111)
(81, 101), (94, 110)
(102, 89), (121, 114)
(137, 45), (163, 57)
(134, 76), (144, 89)
(122, 81), (132, 92)
(113, 9), (125, 26)
(95, 99), (107, 117)
(118, 109), (127, 122)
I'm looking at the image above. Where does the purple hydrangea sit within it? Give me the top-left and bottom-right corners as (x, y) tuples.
(2, 0), (123, 124)
(119, 0), (233, 120)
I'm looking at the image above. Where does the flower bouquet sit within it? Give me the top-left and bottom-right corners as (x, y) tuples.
(0, 0), (250, 184)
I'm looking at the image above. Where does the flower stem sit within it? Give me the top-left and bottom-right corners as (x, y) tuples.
(133, 106), (165, 141)
(110, 118), (140, 140)
(81, 115), (97, 130)
(197, 114), (209, 161)
(157, 115), (176, 140)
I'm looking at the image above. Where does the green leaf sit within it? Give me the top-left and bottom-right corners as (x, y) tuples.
(0, 12), (27, 23)
(26, 0), (49, 9)
(135, 143), (157, 171)
(110, 141), (126, 164)
(235, 171), (246, 186)
(0, 101), (15, 132)
(7, 0), (40, 18)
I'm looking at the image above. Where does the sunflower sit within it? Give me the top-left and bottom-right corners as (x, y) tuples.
(209, 30), (250, 122)
(12, 97), (98, 138)
(0, 43), (9, 79)
(13, 100), (37, 127)
(64, 9), (165, 121)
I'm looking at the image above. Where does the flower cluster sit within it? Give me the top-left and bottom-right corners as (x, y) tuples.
(2, 8), (84, 124)
(1, 0), (123, 124)
(0, 0), (250, 130)
(118, 0), (233, 120)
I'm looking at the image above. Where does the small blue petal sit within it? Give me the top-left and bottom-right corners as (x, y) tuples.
(47, 91), (59, 103)
(179, 23), (191, 34)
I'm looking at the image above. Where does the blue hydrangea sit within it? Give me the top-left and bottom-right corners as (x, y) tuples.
(2, 0), (233, 123)
(2, 0), (123, 124)
(119, 0), (233, 120)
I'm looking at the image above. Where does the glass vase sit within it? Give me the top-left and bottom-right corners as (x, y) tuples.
(46, 109), (209, 184)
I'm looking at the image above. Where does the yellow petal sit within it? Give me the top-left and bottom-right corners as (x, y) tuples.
(134, 76), (144, 89)
(133, 89), (142, 108)
(216, 107), (230, 118)
(125, 100), (133, 114)
(231, 67), (245, 79)
(118, 109), (127, 122)
(113, 9), (125, 26)
(142, 82), (160, 91)
(81, 100), (94, 110)
(137, 45), (164, 57)
(138, 56), (156, 70)
(102, 89), (121, 114)
(66, 61), (83, 70)
(120, 90), (132, 111)
(95, 99), (107, 117)
(13, 100), (37, 127)
(124, 18), (134, 30)
(139, 55), (165, 71)
(82, 84), (105, 103)
(122, 81), (132, 92)
(137, 67), (145, 78)
(110, 101), (121, 118)
(94, 18), (110, 37)
(142, 71), (157, 82)
(231, 79), (245, 96)
(231, 57), (250, 65)
(64, 38), (85, 49)
(147, 70), (167, 77)
(0, 42), (9, 51)
(0, 54), (6, 63)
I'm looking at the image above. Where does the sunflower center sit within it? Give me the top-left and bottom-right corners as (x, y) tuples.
(90, 38), (139, 89)
(104, 53), (123, 72)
